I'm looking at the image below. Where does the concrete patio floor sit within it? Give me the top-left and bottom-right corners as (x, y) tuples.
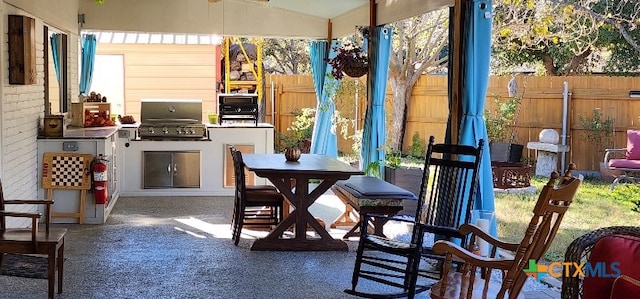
(0, 194), (561, 299)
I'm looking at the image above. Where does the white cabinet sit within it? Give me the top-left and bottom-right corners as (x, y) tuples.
(37, 127), (121, 224)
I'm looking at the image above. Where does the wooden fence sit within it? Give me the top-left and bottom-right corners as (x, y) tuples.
(264, 74), (640, 172)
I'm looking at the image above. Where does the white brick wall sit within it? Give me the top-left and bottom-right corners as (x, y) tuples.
(2, 14), (78, 228)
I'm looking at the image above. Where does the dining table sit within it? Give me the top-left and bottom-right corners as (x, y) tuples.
(241, 153), (363, 251)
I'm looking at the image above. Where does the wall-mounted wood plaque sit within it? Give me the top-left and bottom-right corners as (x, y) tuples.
(8, 15), (36, 85)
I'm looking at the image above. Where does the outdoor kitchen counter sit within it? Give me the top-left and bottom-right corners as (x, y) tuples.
(36, 126), (122, 224)
(118, 123), (275, 197)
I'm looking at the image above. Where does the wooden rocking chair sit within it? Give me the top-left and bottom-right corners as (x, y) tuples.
(430, 164), (580, 299)
(344, 136), (484, 298)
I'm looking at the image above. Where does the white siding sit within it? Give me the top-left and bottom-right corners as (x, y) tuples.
(2, 3), (79, 228)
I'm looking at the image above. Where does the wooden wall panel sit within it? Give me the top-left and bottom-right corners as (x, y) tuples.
(96, 43), (218, 122)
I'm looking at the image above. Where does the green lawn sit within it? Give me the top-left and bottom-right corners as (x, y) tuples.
(495, 176), (640, 262)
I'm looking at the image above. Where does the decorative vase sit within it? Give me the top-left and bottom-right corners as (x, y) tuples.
(284, 147), (301, 162)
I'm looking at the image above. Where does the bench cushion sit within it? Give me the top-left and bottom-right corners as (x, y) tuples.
(332, 185), (403, 207)
(627, 130), (640, 160)
(336, 175), (417, 200)
(608, 158), (640, 169)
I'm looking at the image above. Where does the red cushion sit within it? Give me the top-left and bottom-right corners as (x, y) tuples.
(609, 159), (640, 169)
(610, 275), (640, 299)
(583, 235), (640, 299)
(626, 130), (640, 160)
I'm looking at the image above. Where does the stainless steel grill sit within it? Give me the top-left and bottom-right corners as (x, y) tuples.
(218, 93), (258, 125)
(138, 99), (208, 140)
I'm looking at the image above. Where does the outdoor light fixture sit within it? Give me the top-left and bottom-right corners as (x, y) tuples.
(78, 14), (85, 27)
(630, 90), (640, 98)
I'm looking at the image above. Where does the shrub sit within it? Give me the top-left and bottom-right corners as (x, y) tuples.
(409, 132), (426, 158)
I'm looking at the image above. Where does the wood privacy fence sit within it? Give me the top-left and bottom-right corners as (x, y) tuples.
(264, 74), (640, 171)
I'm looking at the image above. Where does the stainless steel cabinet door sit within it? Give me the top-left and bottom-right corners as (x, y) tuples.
(173, 151), (200, 188)
(143, 152), (173, 188)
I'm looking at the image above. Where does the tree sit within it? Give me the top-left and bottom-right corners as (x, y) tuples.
(386, 8), (449, 152)
(492, 0), (602, 75)
(492, 0), (640, 75)
(572, 0), (640, 72)
(262, 38), (311, 74)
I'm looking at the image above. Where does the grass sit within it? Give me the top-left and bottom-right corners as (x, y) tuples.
(495, 176), (640, 263)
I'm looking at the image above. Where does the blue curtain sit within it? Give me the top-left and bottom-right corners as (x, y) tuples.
(50, 34), (61, 83)
(309, 40), (341, 157)
(79, 34), (97, 95)
(459, 0), (497, 236)
(361, 26), (393, 176)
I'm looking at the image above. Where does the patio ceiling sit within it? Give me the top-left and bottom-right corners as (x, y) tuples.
(79, 0), (453, 39)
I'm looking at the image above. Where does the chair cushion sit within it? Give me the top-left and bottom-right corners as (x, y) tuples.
(336, 175), (417, 200)
(246, 185), (277, 192)
(245, 189), (284, 204)
(610, 275), (640, 298)
(608, 159), (640, 169)
(583, 235), (640, 299)
(626, 130), (640, 160)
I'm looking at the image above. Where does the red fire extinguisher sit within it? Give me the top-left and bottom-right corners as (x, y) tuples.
(92, 154), (109, 204)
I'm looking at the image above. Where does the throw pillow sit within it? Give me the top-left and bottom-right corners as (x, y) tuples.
(626, 130), (640, 160)
(610, 275), (640, 299)
(582, 235), (640, 299)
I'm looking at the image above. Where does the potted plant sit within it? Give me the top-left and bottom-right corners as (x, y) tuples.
(578, 108), (615, 179)
(326, 42), (368, 80)
(365, 144), (423, 197)
(283, 108), (315, 153)
(484, 95), (523, 163)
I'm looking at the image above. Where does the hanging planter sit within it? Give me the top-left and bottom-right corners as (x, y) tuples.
(342, 58), (368, 78)
(326, 42), (368, 80)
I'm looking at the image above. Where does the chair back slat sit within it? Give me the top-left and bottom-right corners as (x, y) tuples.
(229, 147), (247, 204)
(411, 136), (484, 246)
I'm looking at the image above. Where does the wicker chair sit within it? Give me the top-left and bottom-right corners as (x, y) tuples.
(561, 226), (640, 299)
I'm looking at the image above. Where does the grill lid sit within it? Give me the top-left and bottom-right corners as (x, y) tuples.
(140, 99), (203, 124)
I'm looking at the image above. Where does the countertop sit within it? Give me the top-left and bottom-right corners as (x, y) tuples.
(120, 123), (274, 128)
(207, 123), (274, 128)
(38, 126), (119, 140)
(38, 122), (274, 140)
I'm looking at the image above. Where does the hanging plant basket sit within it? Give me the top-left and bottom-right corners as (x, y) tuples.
(342, 58), (368, 78)
(327, 42), (368, 80)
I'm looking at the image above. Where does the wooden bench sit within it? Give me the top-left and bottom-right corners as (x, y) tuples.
(329, 176), (417, 239)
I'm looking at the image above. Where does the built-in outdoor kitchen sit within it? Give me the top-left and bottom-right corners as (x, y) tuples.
(37, 96), (273, 224)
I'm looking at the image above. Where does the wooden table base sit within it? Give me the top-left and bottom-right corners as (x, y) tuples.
(251, 238), (348, 251)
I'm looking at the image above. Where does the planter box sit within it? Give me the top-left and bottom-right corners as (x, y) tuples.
(490, 142), (523, 163)
(384, 167), (423, 216)
(491, 162), (531, 189)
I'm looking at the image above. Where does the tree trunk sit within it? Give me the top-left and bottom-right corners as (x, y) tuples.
(389, 78), (409, 152)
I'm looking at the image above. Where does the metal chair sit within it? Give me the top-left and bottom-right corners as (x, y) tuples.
(229, 147), (285, 245)
(430, 165), (581, 299)
(0, 182), (67, 299)
(344, 136), (484, 298)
